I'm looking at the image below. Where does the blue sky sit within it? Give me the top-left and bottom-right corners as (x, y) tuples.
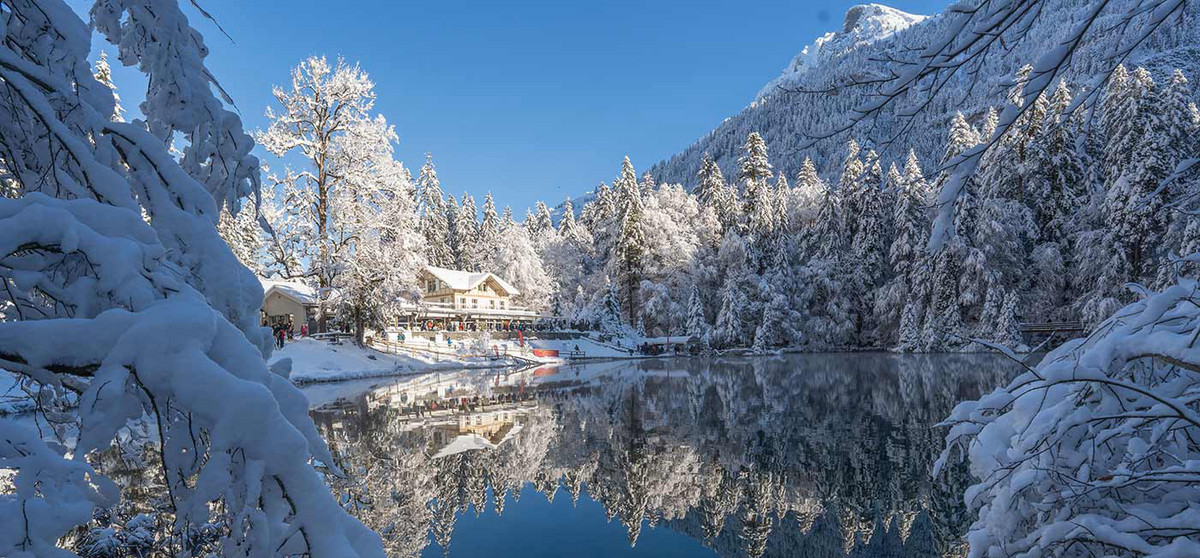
(80, 0), (948, 213)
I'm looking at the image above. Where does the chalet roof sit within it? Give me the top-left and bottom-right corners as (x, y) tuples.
(260, 279), (320, 305)
(423, 265), (520, 296)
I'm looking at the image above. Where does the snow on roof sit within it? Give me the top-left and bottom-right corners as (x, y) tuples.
(260, 278), (320, 305)
(432, 433), (497, 459)
(423, 265), (520, 296)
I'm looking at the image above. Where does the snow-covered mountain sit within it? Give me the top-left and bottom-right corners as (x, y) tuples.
(644, 0), (1200, 190)
(756, 4), (926, 102)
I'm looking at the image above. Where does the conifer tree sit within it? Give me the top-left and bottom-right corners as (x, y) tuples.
(456, 194), (480, 270)
(740, 132), (775, 240)
(713, 282), (747, 348)
(418, 153), (452, 266)
(895, 302), (921, 352)
(773, 173), (792, 235)
(217, 205), (265, 274)
(891, 153), (928, 279)
(686, 286), (707, 338)
(695, 153), (727, 208)
(614, 157), (646, 324)
(531, 200), (555, 238)
(994, 290), (1023, 347)
(838, 140), (866, 240)
(792, 157), (826, 229)
(598, 281), (624, 339)
(977, 284), (1003, 340)
(921, 248), (964, 351)
(808, 177), (845, 261)
(848, 151), (889, 338)
(92, 51), (124, 122)
(480, 192), (501, 251)
(559, 198), (578, 237)
(501, 205), (515, 228)
(1029, 81), (1085, 242)
(444, 193), (460, 267)
(1102, 67), (1163, 284)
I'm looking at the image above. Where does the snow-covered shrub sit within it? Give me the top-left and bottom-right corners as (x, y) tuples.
(939, 280), (1200, 557)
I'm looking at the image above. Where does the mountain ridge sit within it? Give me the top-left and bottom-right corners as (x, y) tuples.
(641, 0), (1199, 192)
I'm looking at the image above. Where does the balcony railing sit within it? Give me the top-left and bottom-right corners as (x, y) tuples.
(400, 300), (539, 316)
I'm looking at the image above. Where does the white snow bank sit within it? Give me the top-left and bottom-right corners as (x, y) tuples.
(272, 337), (519, 384)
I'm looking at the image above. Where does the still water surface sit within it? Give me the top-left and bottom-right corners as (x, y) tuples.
(304, 353), (1019, 558)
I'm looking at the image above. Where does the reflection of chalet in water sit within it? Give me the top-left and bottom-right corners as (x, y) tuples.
(427, 407), (526, 459)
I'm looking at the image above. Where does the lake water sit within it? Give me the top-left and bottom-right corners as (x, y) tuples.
(305, 353), (1019, 558)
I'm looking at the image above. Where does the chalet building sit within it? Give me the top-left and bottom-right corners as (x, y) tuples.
(394, 265), (539, 332)
(260, 279), (320, 334)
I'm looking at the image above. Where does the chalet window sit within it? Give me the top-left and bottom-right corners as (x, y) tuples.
(500, 301), (505, 309)
(490, 300), (495, 308)
(472, 299), (478, 308)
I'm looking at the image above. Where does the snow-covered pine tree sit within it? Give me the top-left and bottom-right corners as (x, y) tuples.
(790, 157), (826, 230)
(1151, 70), (1200, 286)
(501, 205), (516, 229)
(694, 153), (721, 206)
(713, 281), (748, 348)
(848, 151), (889, 340)
(894, 302), (922, 352)
(1101, 67), (1164, 286)
(753, 292), (792, 351)
(993, 290), (1022, 348)
(598, 280), (625, 340)
(92, 51), (124, 122)
(456, 193), (480, 270)
(806, 165), (845, 261)
(531, 200), (555, 239)
(920, 247), (964, 352)
(837, 139), (866, 241)
(558, 198), (578, 238)
(686, 285), (707, 338)
(877, 154), (928, 343)
(417, 153), (453, 266)
(613, 157), (647, 324)
(891, 153), (927, 280)
(739, 132), (775, 252)
(977, 284), (1002, 340)
(445, 193), (461, 267)
(1028, 80), (1085, 243)
(480, 192), (501, 253)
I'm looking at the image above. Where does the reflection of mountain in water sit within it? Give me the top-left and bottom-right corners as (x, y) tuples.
(310, 354), (1017, 557)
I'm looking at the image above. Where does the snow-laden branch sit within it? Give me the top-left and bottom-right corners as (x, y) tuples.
(0, 1), (386, 556)
(939, 279), (1200, 557)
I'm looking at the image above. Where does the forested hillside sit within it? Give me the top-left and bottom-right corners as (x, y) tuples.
(647, 1), (1200, 188)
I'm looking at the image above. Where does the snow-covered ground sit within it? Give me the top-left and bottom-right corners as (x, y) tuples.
(383, 331), (676, 363)
(269, 337), (522, 384)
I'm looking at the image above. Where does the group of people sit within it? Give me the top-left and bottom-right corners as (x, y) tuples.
(416, 320), (530, 332)
(270, 322), (309, 349)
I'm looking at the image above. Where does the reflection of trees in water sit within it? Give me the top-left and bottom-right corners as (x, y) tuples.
(314, 353), (1013, 557)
